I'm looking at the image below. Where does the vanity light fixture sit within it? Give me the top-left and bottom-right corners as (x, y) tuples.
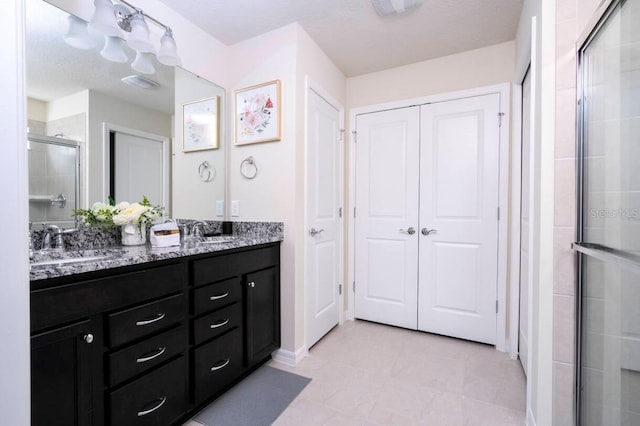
(131, 51), (156, 74)
(126, 9), (153, 53)
(157, 28), (180, 66)
(84, 0), (181, 72)
(371, 0), (423, 17)
(89, 0), (121, 37)
(100, 36), (128, 63)
(63, 15), (96, 50)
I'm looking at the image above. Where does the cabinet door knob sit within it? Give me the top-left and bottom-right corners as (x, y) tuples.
(248, 281), (255, 288)
(83, 333), (94, 344)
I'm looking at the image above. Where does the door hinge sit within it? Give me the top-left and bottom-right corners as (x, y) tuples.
(496, 300), (499, 313)
(352, 130), (357, 143)
(498, 112), (505, 127)
(339, 207), (342, 218)
(497, 207), (500, 221)
(339, 284), (342, 295)
(353, 281), (356, 292)
(354, 207), (356, 218)
(339, 129), (346, 141)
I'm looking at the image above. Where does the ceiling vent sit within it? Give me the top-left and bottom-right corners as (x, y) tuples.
(121, 75), (160, 89)
(371, 0), (423, 17)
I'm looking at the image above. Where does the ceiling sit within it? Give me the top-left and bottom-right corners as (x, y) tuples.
(26, 0), (175, 114)
(156, 0), (524, 77)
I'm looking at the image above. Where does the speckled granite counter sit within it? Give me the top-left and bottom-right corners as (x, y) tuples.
(30, 221), (283, 281)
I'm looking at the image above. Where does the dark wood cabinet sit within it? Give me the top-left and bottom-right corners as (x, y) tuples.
(31, 243), (281, 425)
(245, 266), (281, 368)
(31, 318), (103, 426)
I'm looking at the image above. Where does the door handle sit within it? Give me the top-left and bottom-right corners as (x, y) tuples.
(421, 228), (438, 235)
(309, 228), (325, 237)
(399, 227), (416, 235)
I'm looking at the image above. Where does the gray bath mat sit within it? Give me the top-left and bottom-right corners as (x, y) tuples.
(193, 365), (311, 426)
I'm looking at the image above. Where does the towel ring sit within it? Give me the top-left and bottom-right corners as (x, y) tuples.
(240, 156), (258, 179)
(198, 161), (216, 182)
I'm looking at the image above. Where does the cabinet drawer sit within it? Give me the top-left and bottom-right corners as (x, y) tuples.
(109, 356), (186, 426)
(193, 302), (241, 346)
(193, 277), (241, 316)
(193, 328), (243, 406)
(108, 325), (186, 387)
(31, 262), (186, 332)
(108, 294), (185, 348)
(192, 245), (279, 286)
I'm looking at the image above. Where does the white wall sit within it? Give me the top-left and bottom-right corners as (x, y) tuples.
(227, 23), (346, 353)
(172, 68), (226, 219)
(27, 97), (46, 122)
(87, 90), (171, 206)
(346, 41), (515, 109)
(0, 0), (30, 424)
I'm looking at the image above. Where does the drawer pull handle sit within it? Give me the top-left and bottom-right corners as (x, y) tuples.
(136, 313), (166, 326)
(210, 359), (230, 371)
(209, 318), (230, 329)
(209, 292), (230, 301)
(137, 396), (166, 417)
(136, 347), (166, 363)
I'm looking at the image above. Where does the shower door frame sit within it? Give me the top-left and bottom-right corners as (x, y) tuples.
(575, 0), (636, 423)
(27, 133), (81, 227)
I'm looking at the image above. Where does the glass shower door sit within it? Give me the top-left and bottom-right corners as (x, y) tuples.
(577, 0), (640, 424)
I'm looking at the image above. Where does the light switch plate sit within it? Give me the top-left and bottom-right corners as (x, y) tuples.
(216, 200), (224, 217)
(231, 200), (240, 217)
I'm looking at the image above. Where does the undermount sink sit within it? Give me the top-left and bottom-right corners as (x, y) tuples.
(196, 236), (237, 245)
(30, 251), (116, 268)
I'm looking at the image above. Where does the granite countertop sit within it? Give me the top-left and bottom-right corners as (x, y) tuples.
(30, 234), (283, 282)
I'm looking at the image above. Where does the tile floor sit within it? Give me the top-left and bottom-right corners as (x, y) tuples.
(185, 319), (526, 426)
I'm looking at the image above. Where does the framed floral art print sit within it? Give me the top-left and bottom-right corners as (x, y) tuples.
(182, 96), (219, 152)
(234, 80), (281, 145)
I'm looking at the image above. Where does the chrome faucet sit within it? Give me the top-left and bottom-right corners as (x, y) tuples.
(41, 225), (63, 251)
(41, 225), (77, 251)
(191, 221), (207, 238)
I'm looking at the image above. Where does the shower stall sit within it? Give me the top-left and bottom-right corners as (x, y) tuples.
(576, 0), (640, 424)
(28, 133), (80, 229)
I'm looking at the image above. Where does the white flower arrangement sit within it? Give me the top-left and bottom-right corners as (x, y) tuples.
(74, 196), (164, 231)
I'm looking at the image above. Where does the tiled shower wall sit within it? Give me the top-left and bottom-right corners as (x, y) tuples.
(28, 113), (85, 229)
(553, 0), (610, 424)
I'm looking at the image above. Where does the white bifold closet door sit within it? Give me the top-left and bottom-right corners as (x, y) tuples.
(354, 106), (421, 329)
(354, 94), (500, 345)
(417, 94), (500, 345)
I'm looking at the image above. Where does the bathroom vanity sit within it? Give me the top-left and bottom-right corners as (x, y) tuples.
(30, 231), (282, 426)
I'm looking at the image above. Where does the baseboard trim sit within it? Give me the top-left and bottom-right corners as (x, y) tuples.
(526, 408), (536, 426)
(272, 346), (309, 367)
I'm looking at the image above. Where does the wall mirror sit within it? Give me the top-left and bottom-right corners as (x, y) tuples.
(26, 0), (226, 228)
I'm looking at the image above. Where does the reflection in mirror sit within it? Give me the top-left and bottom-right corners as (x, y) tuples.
(26, 0), (226, 227)
(28, 134), (80, 228)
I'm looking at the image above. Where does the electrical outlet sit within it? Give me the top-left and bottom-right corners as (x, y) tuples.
(216, 200), (224, 217)
(231, 200), (240, 217)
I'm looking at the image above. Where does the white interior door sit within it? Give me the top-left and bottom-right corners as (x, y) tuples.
(519, 70), (531, 375)
(417, 94), (500, 345)
(113, 131), (166, 205)
(354, 107), (420, 329)
(305, 88), (342, 348)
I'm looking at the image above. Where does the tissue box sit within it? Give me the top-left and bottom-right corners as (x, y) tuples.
(150, 222), (180, 247)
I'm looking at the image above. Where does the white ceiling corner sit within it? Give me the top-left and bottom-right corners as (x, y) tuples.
(156, 0), (524, 77)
